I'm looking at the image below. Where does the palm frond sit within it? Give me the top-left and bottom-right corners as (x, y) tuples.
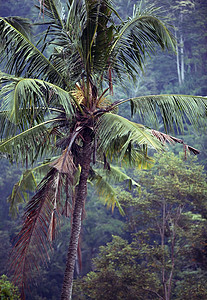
(90, 161), (140, 215)
(110, 4), (176, 81)
(50, 148), (77, 181)
(96, 113), (164, 163)
(65, 0), (88, 33)
(1, 16), (32, 39)
(96, 161), (140, 189)
(0, 118), (63, 164)
(37, 0), (65, 28)
(151, 129), (200, 156)
(89, 168), (123, 215)
(113, 94), (207, 133)
(84, 1), (114, 75)
(10, 169), (61, 297)
(0, 17), (65, 84)
(0, 72), (76, 125)
(8, 149), (77, 218)
(36, 1), (87, 84)
(8, 160), (52, 217)
(0, 109), (18, 140)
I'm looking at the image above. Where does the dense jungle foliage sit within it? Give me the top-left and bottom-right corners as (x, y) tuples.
(0, 0), (207, 299)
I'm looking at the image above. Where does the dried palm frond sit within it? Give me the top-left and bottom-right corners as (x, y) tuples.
(9, 169), (62, 298)
(50, 149), (77, 175)
(151, 129), (200, 156)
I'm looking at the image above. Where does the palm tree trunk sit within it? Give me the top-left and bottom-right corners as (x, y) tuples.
(61, 129), (92, 300)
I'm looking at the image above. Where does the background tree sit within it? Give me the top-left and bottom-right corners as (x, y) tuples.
(73, 236), (161, 300)
(74, 153), (207, 299)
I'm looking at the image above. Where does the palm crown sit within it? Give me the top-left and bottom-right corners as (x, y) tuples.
(0, 0), (206, 298)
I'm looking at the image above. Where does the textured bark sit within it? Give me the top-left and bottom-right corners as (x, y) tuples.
(61, 129), (92, 300)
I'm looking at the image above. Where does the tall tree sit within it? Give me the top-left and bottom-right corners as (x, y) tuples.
(0, 0), (207, 299)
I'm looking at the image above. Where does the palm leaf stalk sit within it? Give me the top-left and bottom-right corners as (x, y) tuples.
(0, 1), (206, 299)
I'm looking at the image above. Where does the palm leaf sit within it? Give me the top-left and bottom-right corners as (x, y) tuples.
(8, 148), (78, 217)
(10, 169), (61, 297)
(37, 0), (65, 28)
(0, 118), (64, 164)
(90, 162), (140, 215)
(0, 72), (76, 124)
(65, 0), (88, 33)
(1, 16), (32, 39)
(89, 170), (122, 215)
(0, 17), (65, 84)
(96, 161), (140, 188)
(110, 3), (176, 81)
(0, 109), (18, 139)
(96, 113), (164, 163)
(112, 94), (207, 133)
(35, 0), (87, 84)
(151, 129), (200, 156)
(8, 160), (52, 217)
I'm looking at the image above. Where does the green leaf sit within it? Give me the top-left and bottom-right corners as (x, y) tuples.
(0, 17), (65, 83)
(0, 73), (76, 124)
(7, 159), (53, 217)
(112, 94), (207, 133)
(90, 163), (140, 215)
(97, 113), (164, 163)
(110, 3), (176, 81)
(0, 118), (63, 164)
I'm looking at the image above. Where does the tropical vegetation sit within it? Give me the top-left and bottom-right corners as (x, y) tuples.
(73, 153), (207, 299)
(0, 0), (207, 299)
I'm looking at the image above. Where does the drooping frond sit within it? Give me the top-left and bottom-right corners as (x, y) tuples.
(112, 94), (207, 133)
(151, 129), (200, 156)
(89, 162), (140, 215)
(89, 171), (119, 216)
(10, 169), (61, 297)
(0, 118), (63, 164)
(50, 148), (77, 177)
(96, 161), (140, 189)
(0, 73), (76, 128)
(96, 113), (164, 163)
(0, 17), (65, 84)
(9, 149), (78, 295)
(8, 160), (52, 217)
(110, 3), (176, 81)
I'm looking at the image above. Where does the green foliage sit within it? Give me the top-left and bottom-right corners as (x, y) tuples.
(73, 236), (160, 300)
(74, 153), (207, 299)
(0, 275), (20, 299)
(174, 270), (207, 300)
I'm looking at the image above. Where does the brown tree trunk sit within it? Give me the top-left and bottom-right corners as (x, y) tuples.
(61, 129), (92, 300)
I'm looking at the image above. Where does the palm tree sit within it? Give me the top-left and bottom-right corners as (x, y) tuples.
(0, 0), (206, 299)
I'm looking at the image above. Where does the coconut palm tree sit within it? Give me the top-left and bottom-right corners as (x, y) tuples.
(0, 0), (206, 299)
